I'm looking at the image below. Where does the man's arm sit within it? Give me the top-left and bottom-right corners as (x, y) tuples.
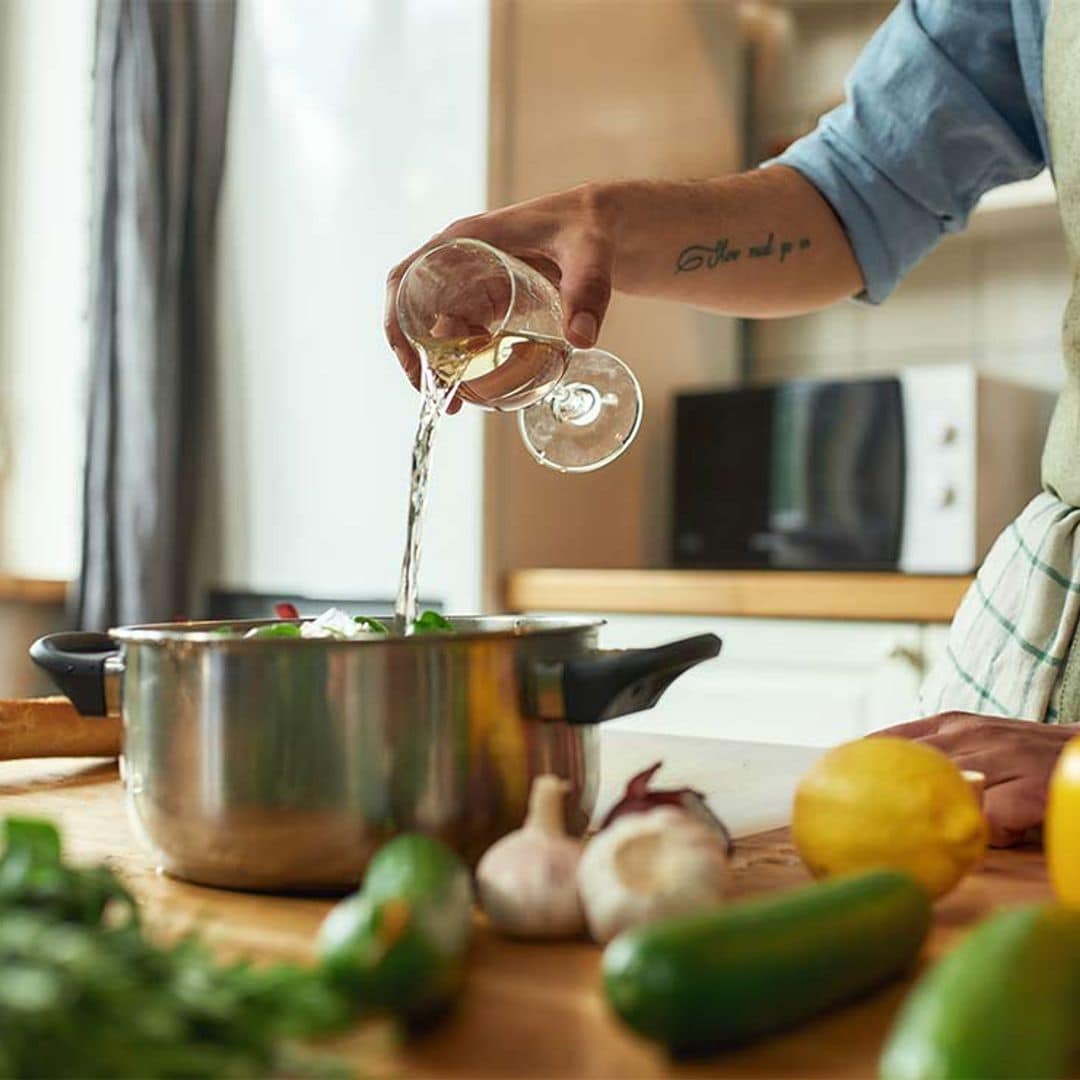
(385, 165), (863, 393)
(607, 166), (864, 318)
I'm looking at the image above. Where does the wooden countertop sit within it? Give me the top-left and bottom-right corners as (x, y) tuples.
(0, 750), (1048, 1078)
(505, 569), (973, 624)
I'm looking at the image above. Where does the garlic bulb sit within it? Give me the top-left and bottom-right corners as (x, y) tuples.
(476, 774), (586, 939)
(578, 806), (728, 944)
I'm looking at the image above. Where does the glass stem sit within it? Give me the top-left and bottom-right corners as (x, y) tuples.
(550, 381), (602, 426)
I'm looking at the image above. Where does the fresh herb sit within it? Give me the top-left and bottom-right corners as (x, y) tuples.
(211, 609), (452, 641)
(246, 623), (304, 640)
(0, 817), (136, 927)
(411, 610), (453, 635)
(0, 818), (354, 1079)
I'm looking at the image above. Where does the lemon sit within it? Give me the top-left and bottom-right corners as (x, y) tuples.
(793, 737), (988, 898)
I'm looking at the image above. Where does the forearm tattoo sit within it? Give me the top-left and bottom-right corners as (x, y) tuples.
(675, 233), (811, 273)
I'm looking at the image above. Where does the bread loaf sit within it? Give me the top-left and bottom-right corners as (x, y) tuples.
(0, 697), (121, 760)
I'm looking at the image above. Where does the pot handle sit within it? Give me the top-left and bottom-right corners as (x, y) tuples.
(528, 633), (722, 725)
(29, 632), (121, 717)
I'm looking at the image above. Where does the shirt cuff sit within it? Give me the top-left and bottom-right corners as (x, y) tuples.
(770, 124), (945, 305)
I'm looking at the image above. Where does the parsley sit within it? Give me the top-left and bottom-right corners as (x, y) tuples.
(0, 819), (353, 1079)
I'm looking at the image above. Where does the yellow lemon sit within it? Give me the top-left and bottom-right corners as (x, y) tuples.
(793, 737), (988, 899)
(1047, 733), (1080, 907)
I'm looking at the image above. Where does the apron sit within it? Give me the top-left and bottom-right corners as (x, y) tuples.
(918, 0), (1080, 723)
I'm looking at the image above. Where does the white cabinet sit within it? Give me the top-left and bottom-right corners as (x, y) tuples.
(566, 613), (939, 748)
(920, 625), (952, 678)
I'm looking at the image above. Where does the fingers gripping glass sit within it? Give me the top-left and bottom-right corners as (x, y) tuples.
(395, 239), (642, 473)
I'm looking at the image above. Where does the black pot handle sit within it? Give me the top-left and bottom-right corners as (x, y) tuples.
(528, 633), (722, 725)
(29, 632), (118, 716)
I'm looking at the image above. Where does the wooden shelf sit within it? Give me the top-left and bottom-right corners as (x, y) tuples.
(505, 569), (972, 623)
(0, 576), (68, 606)
(969, 171), (1058, 235)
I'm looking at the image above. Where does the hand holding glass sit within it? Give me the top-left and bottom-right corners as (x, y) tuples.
(395, 239), (642, 472)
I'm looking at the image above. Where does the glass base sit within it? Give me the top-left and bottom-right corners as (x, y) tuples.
(517, 348), (643, 473)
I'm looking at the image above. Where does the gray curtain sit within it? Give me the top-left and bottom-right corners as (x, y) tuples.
(77, 0), (235, 630)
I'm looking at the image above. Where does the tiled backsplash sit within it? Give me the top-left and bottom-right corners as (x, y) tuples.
(750, 222), (1070, 391)
(749, 1), (1070, 395)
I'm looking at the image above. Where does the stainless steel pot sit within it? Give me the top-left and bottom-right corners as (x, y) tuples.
(31, 617), (720, 892)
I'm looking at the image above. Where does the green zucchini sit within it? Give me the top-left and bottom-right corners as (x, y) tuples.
(603, 869), (931, 1055)
(318, 834), (472, 1022)
(880, 905), (1080, 1080)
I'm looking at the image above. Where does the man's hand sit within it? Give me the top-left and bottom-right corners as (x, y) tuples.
(384, 182), (617, 412)
(384, 168), (865, 409)
(880, 712), (1078, 847)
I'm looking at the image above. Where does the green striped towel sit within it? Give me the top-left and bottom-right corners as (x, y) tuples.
(918, 493), (1080, 724)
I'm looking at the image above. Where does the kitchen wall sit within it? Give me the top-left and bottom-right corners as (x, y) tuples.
(211, 0), (489, 612)
(0, 0), (93, 581)
(483, 1), (745, 596)
(749, 2), (1069, 393)
(752, 223), (1069, 391)
(0, 0), (91, 690)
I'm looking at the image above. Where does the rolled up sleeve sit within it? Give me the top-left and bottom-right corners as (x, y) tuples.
(775, 0), (1045, 303)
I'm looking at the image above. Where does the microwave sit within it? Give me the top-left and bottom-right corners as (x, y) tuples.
(672, 366), (1053, 574)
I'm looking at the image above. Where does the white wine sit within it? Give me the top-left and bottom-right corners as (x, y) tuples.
(395, 330), (570, 631)
(426, 331), (570, 410)
(394, 389), (441, 632)
(393, 348), (463, 632)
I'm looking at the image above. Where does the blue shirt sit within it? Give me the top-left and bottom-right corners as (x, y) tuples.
(776, 0), (1051, 303)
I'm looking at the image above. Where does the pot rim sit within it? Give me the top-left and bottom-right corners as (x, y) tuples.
(109, 614), (606, 647)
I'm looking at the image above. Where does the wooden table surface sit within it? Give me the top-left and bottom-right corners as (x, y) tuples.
(0, 756), (1049, 1079)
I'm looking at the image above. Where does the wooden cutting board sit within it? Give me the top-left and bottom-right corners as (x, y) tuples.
(0, 752), (1052, 1079)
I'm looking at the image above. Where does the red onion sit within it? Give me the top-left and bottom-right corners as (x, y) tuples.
(600, 761), (733, 854)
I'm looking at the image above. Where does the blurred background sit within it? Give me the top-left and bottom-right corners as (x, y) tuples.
(0, 1), (1067, 741)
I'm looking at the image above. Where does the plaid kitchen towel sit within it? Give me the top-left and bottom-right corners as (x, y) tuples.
(918, 492), (1080, 724)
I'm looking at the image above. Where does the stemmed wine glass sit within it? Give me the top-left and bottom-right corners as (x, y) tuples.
(395, 238), (642, 473)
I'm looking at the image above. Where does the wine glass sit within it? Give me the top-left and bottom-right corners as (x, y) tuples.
(395, 238), (643, 473)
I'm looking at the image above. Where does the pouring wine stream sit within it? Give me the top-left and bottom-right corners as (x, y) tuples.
(392, 241), (644, 635)
(393, 339), (471, 635)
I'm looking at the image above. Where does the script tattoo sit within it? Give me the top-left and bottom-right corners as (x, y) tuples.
(675, 233), (812, 273)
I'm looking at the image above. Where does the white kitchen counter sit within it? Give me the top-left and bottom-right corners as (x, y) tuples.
(596, 729), (822, 838)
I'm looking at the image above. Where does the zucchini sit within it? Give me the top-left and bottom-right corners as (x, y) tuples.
(880, 905), (1080, 1080)
(603, 869), (931, 1054)
(318, 834), (472, 1021)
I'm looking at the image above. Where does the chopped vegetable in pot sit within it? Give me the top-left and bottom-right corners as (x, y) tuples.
(211, 608), (451, 641)
(245, 623), (303, 640)
(410, 610), (453, 634)
(296, 608), (376, 641)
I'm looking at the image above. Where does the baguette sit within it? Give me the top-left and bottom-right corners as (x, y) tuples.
(0, 696), (121, 760)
